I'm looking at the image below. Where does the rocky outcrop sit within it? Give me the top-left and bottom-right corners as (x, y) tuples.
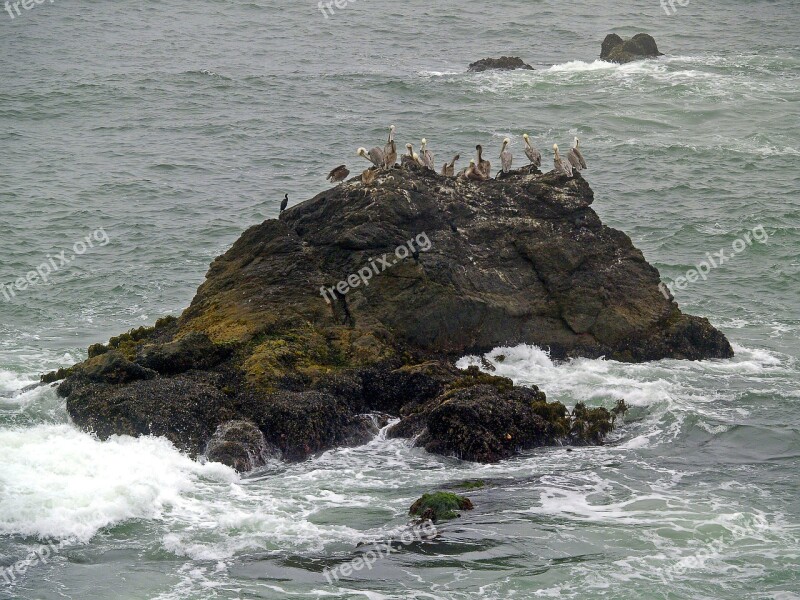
(50, 161), (731, 469)
(601, 33), (663, 64)
(409, 492), (474, 522)
(468, 56), (534, 72)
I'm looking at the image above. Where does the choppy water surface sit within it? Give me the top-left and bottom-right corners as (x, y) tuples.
(1, 0), (799, 598)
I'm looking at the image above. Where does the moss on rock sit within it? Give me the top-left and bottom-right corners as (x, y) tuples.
(409, 492), (474, 522)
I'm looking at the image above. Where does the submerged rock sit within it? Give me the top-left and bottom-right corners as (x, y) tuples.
(53, 162), (731, 467)
(409, 492), (474, 522)
(468, 56), (534, 72)
(600, 33), (663, 64)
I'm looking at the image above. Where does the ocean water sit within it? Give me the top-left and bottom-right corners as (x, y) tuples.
(1, 0), (799, 598)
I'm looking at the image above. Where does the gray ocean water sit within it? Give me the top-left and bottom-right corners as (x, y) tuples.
(1, 0), (799, 598)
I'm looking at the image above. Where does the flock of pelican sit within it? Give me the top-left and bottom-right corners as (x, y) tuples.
(325, 125), (587, 185)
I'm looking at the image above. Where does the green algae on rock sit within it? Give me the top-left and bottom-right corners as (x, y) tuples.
(49, 163), (732, 469)
(409, 492), (474, 522)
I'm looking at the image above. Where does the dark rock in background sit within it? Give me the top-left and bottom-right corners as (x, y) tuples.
(468, 56), (534, 72)
(601, 33), (663, 64)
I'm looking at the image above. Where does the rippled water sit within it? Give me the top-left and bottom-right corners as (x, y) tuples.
(1, 0), (799, 598)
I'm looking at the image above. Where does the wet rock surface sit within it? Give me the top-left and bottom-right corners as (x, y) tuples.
(51, 162), (731, 467)
(601, 33), (663, 64)
(468, 56), (534, 72)
(204, 419), (279, 472)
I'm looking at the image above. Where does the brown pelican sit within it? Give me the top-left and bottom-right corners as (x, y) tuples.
(383, 125), (397, 167)
(357, 146), (385, 168)
(522, 133), (541, 168)
(500, 138), (512, 173)
(463, 159), (487, 181)
(419, 138), (435, 170)
(569, 137), (587, 170)
(280, 194), (288, 212)
(441, 154), (460, 176)
(475, 145), (491, 179)
(401, 143), (417, 167)
(362, 168), (377, 185)
(326, 165), (350, 183)
(553, 144), (573, 177)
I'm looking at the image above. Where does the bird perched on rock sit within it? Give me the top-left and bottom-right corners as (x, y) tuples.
(419, 138), (435, 170)
(280, 194), (288, 212)
(383, 125), (397, 167)
(462, 159), (487, 181)
(357, 146), (386, 168)
(553, 144), (573, 177)
(326, 165), (350, 183)
(475, 144), (491, 179)
(568, 137), (587, 170)
(441, 154), (460, 176)
(401, 143), (418, 167)
(523, 133), (541, 168)
(361, 168), (377, 185)
(500, 137), (512, 173)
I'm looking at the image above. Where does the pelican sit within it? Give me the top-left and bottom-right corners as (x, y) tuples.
(553, 144), (573, 177)
(569, 137), (587, 170)
(362, 168), (377, 185)
(412, 152), (423, 166)
(441, 154), (460, 176)
(401, 143), (417, 167)
(357, 146), (385, 168)
(475, 145), (491, 179)
(383, 125), (397, 167)
(420, 138), (435, 170)
(466, 159), (487, 181)
(500, 138), (512, 173)
(326, 165), (350, 183)
(280, 194), (288, 213)
(522, 133), (541, 168)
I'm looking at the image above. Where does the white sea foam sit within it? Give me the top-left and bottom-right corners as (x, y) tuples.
(0, 368), (36, 396)
(0, 424), (237, 542)
(547, 59), (620, 73)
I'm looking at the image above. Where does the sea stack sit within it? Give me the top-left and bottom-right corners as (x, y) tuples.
(50, 162), (732, 469)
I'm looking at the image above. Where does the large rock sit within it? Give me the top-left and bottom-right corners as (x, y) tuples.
(468, 56), (534, 72)
(601, 33), (663, 64)
(52, 160), (732, 465)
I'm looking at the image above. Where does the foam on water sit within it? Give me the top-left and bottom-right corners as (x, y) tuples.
(0, 423), (237, 543)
